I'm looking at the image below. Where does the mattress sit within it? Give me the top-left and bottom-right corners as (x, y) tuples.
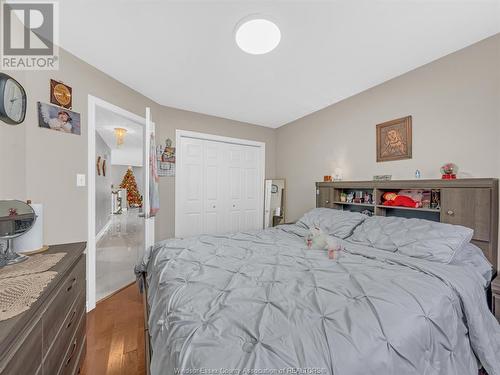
(142, 224), (500, 375)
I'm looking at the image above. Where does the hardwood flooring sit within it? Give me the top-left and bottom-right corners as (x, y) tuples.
(81, 283), (146, 375)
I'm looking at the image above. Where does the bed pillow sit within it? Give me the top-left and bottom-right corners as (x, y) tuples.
(347, 216), (473, 263)
(296, 208), (367, 239)
(450, 242), (493, 285)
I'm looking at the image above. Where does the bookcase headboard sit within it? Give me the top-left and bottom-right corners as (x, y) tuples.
(316, 178), (499, 272)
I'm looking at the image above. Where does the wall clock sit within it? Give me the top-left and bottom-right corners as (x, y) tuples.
(0, 73), (27, 125)
(50, 79), (72, 109)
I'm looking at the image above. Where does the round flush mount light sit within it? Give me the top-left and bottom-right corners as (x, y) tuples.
(235, 17), (281, 55)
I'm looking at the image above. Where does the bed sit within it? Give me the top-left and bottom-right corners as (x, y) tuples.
(138, 180), (500, 375)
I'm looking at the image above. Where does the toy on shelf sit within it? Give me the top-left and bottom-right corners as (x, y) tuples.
(346, 192), (354, 203)
(382, 191), (421, 208)
(440, 163), (458, 179)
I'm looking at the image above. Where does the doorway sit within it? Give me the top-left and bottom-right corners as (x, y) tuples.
(87, 96), (155, 311)
(94, 107), (144, 301)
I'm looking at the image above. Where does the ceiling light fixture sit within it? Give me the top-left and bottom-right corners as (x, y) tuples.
(114, 127), (127, 146)
(235, 17), (281, 55)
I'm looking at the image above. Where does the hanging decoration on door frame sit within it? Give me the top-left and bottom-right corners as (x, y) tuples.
(157, 138), (176, 177)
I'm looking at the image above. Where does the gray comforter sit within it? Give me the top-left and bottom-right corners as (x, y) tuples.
(142, 225), (500, 375)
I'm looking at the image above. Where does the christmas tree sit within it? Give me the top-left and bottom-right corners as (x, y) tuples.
(120, 167), (143, 207)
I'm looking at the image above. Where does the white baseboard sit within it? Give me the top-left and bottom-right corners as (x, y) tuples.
(96, 218), (112, 243)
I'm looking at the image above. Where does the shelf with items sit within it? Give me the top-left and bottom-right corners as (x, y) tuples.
(334, 188), (376, 205)
(375, 188), (441, 211)
(316, 179), (499, 270)
(333, 201), (374, 207)
(331, 188), (376, 215)
(375, 205), (440, 213)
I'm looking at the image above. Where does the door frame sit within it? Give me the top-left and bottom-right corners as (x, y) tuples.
(175, 130), (266, 238)
(87, 95), (152, 311)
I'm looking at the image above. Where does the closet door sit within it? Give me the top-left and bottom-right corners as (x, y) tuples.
(178, 137), (204, 237)
(227, 144), (244, 233)
(203, 140), (227, 234)
(226, 143), (262, 232)
(176, 131), (264, 238)
(241, 146), (261, 230)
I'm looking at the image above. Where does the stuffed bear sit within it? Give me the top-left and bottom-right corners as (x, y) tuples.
(305, 227), (343, 259)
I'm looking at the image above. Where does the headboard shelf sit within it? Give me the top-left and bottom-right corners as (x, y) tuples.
(316, 178), (499, 272)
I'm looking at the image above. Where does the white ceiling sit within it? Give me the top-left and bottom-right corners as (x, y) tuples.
(95, 106), (143, 150)
(60, 0), (500, 128)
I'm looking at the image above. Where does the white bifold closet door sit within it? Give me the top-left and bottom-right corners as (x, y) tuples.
(177, 135), (263, 238)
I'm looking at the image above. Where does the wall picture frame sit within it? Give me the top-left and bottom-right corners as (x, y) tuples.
(50, 79), (72, 109)
(376, 115), (412, 162)
(38, 102), (81, 135)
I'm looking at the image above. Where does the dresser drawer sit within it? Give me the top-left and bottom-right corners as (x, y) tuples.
(59, 312), (86, 375)
(43, 255), (85, 355)
(43, 292), (85, 375)
(0, 318), (42, 375)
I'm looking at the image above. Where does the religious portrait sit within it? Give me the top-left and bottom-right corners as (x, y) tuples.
(376, 116), (412, 162)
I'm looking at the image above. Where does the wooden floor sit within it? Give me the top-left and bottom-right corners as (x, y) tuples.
(81, 283), (146, 375)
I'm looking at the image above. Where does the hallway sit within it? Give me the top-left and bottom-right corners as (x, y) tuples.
(96, 208), (144, 301)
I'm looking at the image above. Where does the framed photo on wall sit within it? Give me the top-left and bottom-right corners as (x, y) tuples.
(37, 102), (81, 135)
(376, 116), (412, 162)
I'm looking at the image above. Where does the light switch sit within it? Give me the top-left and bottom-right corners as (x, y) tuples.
(76, 174), (86, 187)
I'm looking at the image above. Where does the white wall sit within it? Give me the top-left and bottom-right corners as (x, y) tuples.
(111, 148), (143, 167)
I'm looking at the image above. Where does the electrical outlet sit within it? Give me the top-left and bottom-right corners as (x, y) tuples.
(76, 174), (86, 187)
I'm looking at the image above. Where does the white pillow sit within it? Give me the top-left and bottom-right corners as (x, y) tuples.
(347, 216), (473, 263)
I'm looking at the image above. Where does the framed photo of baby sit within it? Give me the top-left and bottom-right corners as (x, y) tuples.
(376, 116), (412, 162)
(37, 102), (81, 135)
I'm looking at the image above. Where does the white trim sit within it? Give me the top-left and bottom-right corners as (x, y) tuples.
(175, 129), (266, 238)
(95, 218), (112, 243)
(87, 95), (154, 312)
(176, 129), (265, 148)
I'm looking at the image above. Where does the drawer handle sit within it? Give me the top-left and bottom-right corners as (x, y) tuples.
(325, 200), (329, 204)
(446, 210), (455, 216)
(65, 340), (78, 367)
(67, 277), (77, 292)
(66, 310), (77, 329)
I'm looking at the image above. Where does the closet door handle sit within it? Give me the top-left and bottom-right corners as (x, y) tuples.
(446, 210), (455, 216)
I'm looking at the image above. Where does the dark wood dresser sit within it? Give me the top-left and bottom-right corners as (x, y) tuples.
(0, 242), (87, 375)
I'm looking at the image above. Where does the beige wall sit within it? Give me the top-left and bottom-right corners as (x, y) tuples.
(1, 48), (275, 245)
(2, 33), (498, 254)
(154, 107), (276, 240)
(3, 49), (161, 245)
(276, 34), (500, 224)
